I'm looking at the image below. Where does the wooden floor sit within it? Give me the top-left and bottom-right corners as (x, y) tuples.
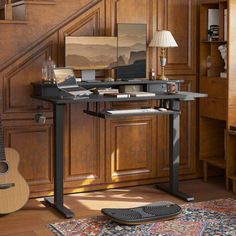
(0, 177), (235, 236)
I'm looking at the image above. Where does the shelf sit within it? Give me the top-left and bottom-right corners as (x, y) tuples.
(202, 156), (226, 169)
(200, 97), (227, 120)
(200, 76), (227, 99)
(201, 40), (227, 43)
(0, 20), (28, 24)
(200, 76), (227, 80)
(58, 79), (184, 87)
(200, 1), (219, 6)
(200, 76), (228, 80)
(228, 175), (236, 180)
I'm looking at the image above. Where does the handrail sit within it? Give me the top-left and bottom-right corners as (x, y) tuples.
(0, 0), (103, 72)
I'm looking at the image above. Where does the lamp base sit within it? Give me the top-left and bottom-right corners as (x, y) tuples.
(157, 75), (168, 80)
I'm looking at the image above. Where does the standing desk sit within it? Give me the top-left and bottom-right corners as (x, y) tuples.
(32, 81), (206, 218)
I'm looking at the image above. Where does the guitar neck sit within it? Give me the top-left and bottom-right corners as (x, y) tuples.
(0, 116), (6, 162)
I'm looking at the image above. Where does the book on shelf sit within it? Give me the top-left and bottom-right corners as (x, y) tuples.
(208, 9), (219, 41)
(128, 91), (156, 97)
(210, 25), (219, 40)
(220, 72), (227, 78)
(103, 93), (130, 98)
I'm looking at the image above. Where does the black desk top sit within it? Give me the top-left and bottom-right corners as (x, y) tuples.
(37, 79), (184, 88)
(33, 91), (207, 105)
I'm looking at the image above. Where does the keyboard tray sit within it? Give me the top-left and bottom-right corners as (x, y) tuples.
(84, 108), (180, 119)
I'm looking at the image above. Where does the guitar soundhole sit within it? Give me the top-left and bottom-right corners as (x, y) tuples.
(0, 161), (9, 174)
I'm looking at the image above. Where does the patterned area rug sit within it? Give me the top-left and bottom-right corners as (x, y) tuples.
(49, 198), (236, 236)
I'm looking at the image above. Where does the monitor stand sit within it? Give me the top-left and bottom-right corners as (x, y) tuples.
(82, 70), (96, 82)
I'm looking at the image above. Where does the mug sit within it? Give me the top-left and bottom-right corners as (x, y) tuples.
(167, 82), (177, 94)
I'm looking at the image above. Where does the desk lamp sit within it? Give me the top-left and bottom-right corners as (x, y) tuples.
(149, 30), (178, 80)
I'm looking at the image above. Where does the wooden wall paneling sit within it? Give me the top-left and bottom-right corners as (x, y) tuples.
(148, 0), (158, 80)
(2, 119), (54, 197)
(0, 33), (57, 119)
(106, 115), (157, 183)
(156, 115), (169, 177)
(108, 0), (151, 33)
(116, 0), (147, 24)
(179, 78), (197, 174)
(157, 76), (197, 177)
(156, 0), (197, 75)
(199, 117), (225, 159)
(0, 0), (200, 197)
(113, 0), (154, 79)
(55, 1), (106, 190)
(0, 0), (98, 70)
(64, 103), (105, 189)
(12, 2), (26, 21)
(0, 32), (58, 197)
(105, 0), (117, 36)
(153, 0), (198, 177)
(57, 0), (105, 67)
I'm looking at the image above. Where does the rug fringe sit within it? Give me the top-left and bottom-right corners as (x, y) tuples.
(48, 224), (65, 236)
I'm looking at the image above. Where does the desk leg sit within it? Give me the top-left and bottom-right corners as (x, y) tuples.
(44, 104), (75, 218)
(156, 111), (194, 202)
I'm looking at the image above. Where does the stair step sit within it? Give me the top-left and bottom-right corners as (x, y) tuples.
(0, 19), (27, 23)
(15, 0), (56, 5)
(0, 0), (55, 23)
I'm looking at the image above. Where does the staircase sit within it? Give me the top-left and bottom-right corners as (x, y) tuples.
(0, 0), (105, 197)
(0, 0), (31, 20)
(0, 0), (99, 70)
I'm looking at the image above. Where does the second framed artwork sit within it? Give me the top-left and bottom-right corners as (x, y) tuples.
(117, 23), (147, 81)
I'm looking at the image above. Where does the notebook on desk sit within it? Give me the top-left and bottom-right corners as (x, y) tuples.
(53, 68), (92, 97)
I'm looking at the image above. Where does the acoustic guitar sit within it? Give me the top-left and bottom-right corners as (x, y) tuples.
(0, 119), (29, 214)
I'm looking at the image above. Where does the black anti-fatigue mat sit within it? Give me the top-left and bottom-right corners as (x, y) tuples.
(101, 201), (182, 225)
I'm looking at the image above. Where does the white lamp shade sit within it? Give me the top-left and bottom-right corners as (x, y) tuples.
(149, 30), (178, 48)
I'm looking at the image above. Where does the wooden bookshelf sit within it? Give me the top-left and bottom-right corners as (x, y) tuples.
(199, 0), (228, 182)
(199, 0), (236, 194)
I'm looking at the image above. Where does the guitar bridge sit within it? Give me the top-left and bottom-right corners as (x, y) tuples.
(0, 183), (15, 189)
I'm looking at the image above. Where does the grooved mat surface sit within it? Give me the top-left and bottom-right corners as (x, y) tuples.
(101, 201), (181, 224)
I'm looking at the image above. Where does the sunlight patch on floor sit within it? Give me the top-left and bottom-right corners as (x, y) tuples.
(73, 199), (151, 211)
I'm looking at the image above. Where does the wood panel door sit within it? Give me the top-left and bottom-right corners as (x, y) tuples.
(157, 0), (198, 76)
(2, 119), (54, 197)
(0, 33), (57, 197)
(156, 76), (197, 177)
(106, 115), (157, 183)
(64, 104), (105, 190)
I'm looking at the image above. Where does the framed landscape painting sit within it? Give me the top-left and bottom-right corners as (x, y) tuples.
(65, 36), (118, 70)
(117, 24), (147, 80)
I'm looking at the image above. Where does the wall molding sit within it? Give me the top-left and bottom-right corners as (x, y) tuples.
(0, 0), (102, 72)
